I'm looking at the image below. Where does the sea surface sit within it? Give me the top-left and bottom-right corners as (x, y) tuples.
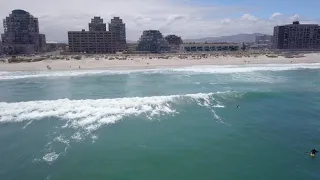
(0, 63), (320, 180)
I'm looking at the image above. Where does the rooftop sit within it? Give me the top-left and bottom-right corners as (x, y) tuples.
(12, 9), (28, 14)
(280, 21), (319, 26)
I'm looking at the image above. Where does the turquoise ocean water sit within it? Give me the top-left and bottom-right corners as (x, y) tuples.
(0, 63), (320, 180)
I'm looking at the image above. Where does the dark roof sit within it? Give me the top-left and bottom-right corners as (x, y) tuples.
(12, 9), (28, 14)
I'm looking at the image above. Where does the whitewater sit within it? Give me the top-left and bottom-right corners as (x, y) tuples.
(1, 63), (320, 80)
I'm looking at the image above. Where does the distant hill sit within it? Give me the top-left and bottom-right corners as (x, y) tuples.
(183, 33), (268, 43)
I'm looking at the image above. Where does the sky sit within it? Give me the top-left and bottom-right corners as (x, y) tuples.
(0, 0), (319, 42)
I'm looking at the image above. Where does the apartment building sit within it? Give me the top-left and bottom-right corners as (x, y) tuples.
(1, 9), (46, 55)
(136, 30), (170, 53)
(273, 21), (320, 50)
(68, 17), (126, 53)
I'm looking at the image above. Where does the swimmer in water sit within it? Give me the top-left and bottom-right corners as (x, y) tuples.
(311, 149), (318, 156)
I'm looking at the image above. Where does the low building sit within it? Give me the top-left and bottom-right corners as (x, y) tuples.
(68, 30), (116, 53)
(255, 35), (273, 45)
(46, 42), (68, 52)
(125, 43), (138, 53)
(181, 43), (240, 52)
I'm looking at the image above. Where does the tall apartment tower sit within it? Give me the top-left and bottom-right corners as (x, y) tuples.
(68, 16), (127, 53)
(1, 9), (46, 55)
(109, 17), (126, 51)
(273, 21), (320, 50)
(89, 17), (106, 31)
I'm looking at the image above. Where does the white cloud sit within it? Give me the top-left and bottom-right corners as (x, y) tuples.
(0, 0), (317, 42)
(221, 18), (232, 24)
(290, 14), (300, 21)
(270, 13), (282, 19)
(240, 14), (258, 21)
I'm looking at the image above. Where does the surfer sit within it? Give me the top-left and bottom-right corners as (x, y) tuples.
(236, 105), (240, 108)
(311, 149), (318, 156)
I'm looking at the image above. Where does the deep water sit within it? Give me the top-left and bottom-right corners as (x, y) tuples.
(0, 64), (320, 180)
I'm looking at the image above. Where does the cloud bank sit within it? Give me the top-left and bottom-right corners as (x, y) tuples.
(0, 0), (318, 42)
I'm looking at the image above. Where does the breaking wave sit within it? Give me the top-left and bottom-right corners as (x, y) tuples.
(0, 92), (229, 163)
(0, 92), (227, 130)
(1, 63), (320, 80)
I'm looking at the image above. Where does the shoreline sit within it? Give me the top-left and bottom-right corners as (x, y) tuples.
(1, 53), (320, 72)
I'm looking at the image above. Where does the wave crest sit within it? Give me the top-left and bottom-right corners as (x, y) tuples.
(0, 92), (225, 131)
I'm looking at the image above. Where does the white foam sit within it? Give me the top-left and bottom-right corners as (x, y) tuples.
(172, 63), (320, 74)
(213, 105), (225, 108)
(1, 63), (320, 80)
(0, 69), (161, 80)
(0, 71), (9, 75)
(71, 132), (84, 142)
(8, 92), (226, 164)
(0, 92), (223, 131)
(0, 70), (108, 80)
(53, 135), (70, 152)
(42, 152), (59, 163)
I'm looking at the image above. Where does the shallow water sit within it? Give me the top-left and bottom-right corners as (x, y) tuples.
(0, 64), (320, 180)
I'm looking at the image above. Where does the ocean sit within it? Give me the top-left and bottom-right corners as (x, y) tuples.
(0, 63), (320, 180)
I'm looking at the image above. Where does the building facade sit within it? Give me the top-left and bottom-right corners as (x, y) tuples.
(0, 41), (3, 55)
(165, 35), (183, 52)
(181, 43), (240, 52)
(1, 9), (46, 55)
(89, 16), (106, 31)
(273, 21), (320, 50)
(108, 17), (126, 52)
(68, 17), (126, 53)
(136, 30), (170, 53)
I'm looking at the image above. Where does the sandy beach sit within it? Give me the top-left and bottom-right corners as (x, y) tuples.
(1, 53), (320, 71)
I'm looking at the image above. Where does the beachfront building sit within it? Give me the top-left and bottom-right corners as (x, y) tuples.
(165, 34), (183, 52)
(181, 43), (240, 52)
(0, 42), (3, 55)
(89, 16), (107, 31)
(273, 21), (320, 50)
(136, 30), (170, 53)
(109, 17), (126, 53)
(68, 17), (126, 54)
(1, 9), (46, 55)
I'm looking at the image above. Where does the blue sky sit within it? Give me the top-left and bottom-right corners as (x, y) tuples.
(191, 0), (320, 19)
